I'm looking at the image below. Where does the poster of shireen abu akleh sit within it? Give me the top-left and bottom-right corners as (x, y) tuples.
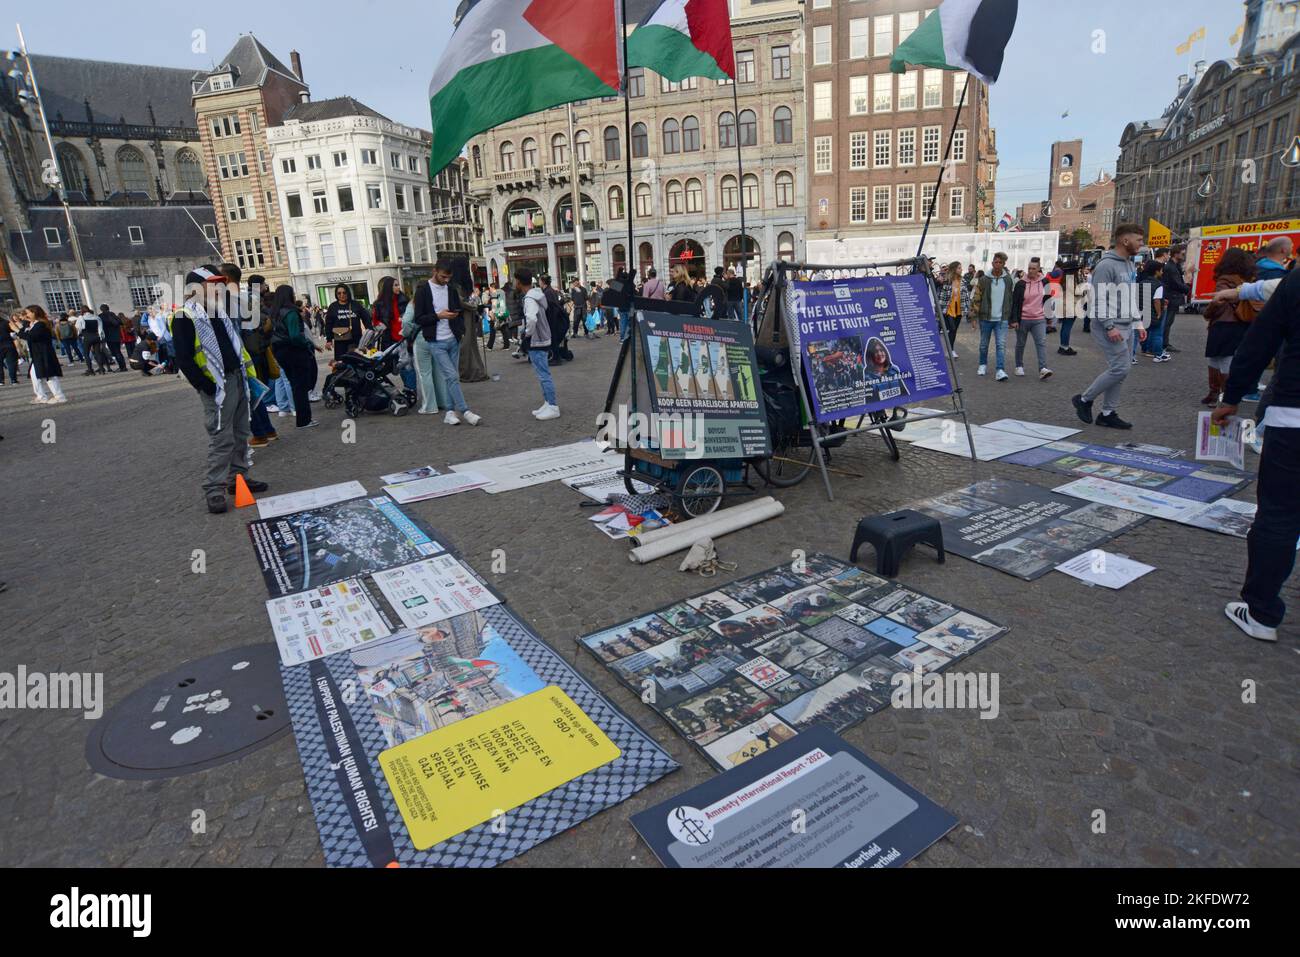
(790, 276), (954, 424)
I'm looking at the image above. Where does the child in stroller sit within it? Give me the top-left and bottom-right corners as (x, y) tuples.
(321, 336), (417, 417)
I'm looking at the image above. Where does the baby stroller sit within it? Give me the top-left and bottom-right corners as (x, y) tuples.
(321, 337), (417, 418)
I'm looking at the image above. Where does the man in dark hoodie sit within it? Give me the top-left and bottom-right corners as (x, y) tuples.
(696, 267), (729, 321)
(99, 305), (126, 371)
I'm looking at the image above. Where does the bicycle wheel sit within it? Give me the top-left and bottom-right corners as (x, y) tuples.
(676, 464), (725, 517)
(753, 429), (817, 487)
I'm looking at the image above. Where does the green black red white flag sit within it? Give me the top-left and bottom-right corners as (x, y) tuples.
(890, 0), (1019, 84)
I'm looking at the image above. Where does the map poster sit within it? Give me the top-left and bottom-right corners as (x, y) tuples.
(248, 497), (445, 597)
(379, 686), (621, 851)
(638, 310), (771, 460)
(578, 555), (1005, 771)
(908, 478), (1148, 581)
(632, 726), (957, 868)
(790, 276), (953, 424)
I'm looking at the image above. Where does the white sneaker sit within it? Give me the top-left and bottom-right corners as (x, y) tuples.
(535, 404), (561, 421)
(1015, 367), (1026, 377)
(444, 411), (461, 426)
(1040, 368), (1053, 380)
(308, 390), (323, 402)
(532, 403), (549, 417)
(50, 395), (69, 404)
(977, 365), (987, 377)
(278, 410), (291, 418)
(417, 408), (439, 416)
(950, 350), (959, 359)
(1225, 602), (1278, 643)
(30, 397), (49, 405)
(462, 411), (481, 426)
(996, 370), (1009, 382)
(265, 405), (279, 413)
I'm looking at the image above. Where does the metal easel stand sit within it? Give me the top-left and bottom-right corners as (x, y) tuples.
(775, 259), (979, 503)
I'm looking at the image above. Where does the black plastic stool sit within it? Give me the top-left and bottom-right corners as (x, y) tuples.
(850, 510), (946, 578)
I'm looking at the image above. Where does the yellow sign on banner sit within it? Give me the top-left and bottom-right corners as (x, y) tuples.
(1201, 218), (1300, 238)
(1176, 40), (1191, 55)
(379, 686), (621, 850)
(1148, 220), (1172, 247)
(1190, 26), (1206, 43)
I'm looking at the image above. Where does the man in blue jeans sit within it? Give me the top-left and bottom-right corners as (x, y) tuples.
(412, 260), (481, 426)
(971, 251), (1014, 381)
(515, 268), (559, 420)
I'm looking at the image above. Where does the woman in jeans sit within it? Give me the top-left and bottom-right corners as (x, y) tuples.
(269, 285), (322, 429)
(412, 260), (481, 426)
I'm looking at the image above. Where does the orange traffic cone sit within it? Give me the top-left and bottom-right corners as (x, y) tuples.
(233, 475), (257, 509)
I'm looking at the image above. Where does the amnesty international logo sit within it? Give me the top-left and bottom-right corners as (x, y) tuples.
(668, 806), (713, 846)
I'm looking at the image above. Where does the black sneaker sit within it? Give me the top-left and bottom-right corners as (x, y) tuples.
(227, 478), (269, 494)
(1072, 394), (1095, 425)
(207, 493), (229, 514)
(1096, 412), (1133, 430)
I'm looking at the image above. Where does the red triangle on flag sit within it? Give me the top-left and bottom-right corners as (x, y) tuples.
(525, 0), (621, 91)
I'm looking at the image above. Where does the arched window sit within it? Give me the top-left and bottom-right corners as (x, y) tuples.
(724, 235), (761, 278)
(685, 178), (704, 214)
(603, 126), (621, 161)
(175, 148), (206, 193)
(720, 175), (738, 211)
(612, 244), (626, 272)
(117, 145), (151, 194)
(775, 171), (794, 207)
(499, 141), (515, 171)
(682, 116), (701, 152)
(551, 132), (568, 165)
(56, 145), (89, 195)
(631, 122), (649, 158)
(575, 129), (591, 163)
(505, 198), (545, 238)
(521, 138), (538, 167)
(556, 194), (598, 232)
(662, 118), (680, 154)
(639, 242), (654, 276)
(472, 145), (482, 178)
(608, 185), (625, 220)
(773, 106), (793, 144)
(778, 231), (796, 262)
(665, 179), (684, 215)
(738, 110), (757, 147)
(718, 112), (736, 149)
(742, 173), (760, 210)
(634, 182), (652, 218)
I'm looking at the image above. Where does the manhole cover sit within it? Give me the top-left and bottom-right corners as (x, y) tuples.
(86, 643), (290, 780)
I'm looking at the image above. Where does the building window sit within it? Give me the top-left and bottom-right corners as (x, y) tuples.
(720, 174), (738, 210)
(603, 126), (621, 161)
(409, 156), (421, 173)
(952, 129), (968, 162)
(631, 122), (649, 158)
(923, 70), (944, 109)
(898, 128), (916, 166)
(292, 234), (310, 270)
(628, 67), (645, 98)
(118, 146), (151, 193)
(367, 184), (383, 209)
(718, 111), (736, 148)
(742, 173), (760, 210)
(775, 171), (794, 207)
(635, 182), (652, 217)
(472, 146), (482, 178)
(922, 183), (938, 219)
(899, 12), (920, 43)
(662, 119), (681, 154)
(306, 154), (322, 171)
(736, 50), (755, 82)
(898, 71), (918, 110)
(682, 116), (701, 151)
(499, 141), (515, 171)
(412, 187), (424, 213)
(813, 81), (833, 121)
(327, 151), (346, 168)
(897, 184), (915, 221)
(286, 192), (303, 218)
(953, 73), (969, 106)
(227, 194), (253, 221)
(922, 126), (942, 165)
(390, 151), (402, 170)
(281, 158), (297, 175)
(850, 187), (868, 224)
(234, 238), (265, 269)
(126, 226), (144, 245)
(313, 189), (329, 214)
(575, 129), (591, 162)
(873, 74), (893, 112)
(772, 44), (791, 80)
(506, 199), (545, 238)
(400, 227), (413, 263)
(43, 227), (62, 247)
(666, 179), (684, 214)
(203, 224), (219, 243)
(42, 278), (83, 313)
(128, 275), (159, 309)
(210, 114), (241, 138)
(738, 109), (758, 146)
(318, 231), (337, 268)
(361, 148), (378, 165)
(521, 138), (538, 167)
(850, 132), (868, 170)
(338, 185), (355, 212)
(874, 16), (894, 58)
(372, 227), (391, 262)
(950, 187), (966, 220)
(176, 149), (205, 193)
(685, 177), (704, 213)
(551, 132), (569, 165)
(608, 185), (625, 219)
(813, 26), (832, 65)
(873, 186), (891, 222)
(394, 186), (406, 212)
(217, 152), (249, 179)
(815, 135), (833, 174)
(874, 130), (892, 168)
(850, 76), (869, 115)
(849, 19), (869, 58)
(778, 231), (795, 261)
(257, 150), (269, 175)
(773, 106), (793, 143)
(343, 228), (361, 265)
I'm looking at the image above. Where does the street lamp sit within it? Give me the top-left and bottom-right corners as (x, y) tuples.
(13, 24), (93, 307)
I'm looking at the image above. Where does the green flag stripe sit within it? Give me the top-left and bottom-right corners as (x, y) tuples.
(627, 24), (728, 83)
(890, 9), (952, 73)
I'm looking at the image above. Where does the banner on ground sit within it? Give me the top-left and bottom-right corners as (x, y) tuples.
(1054, 477), (1268, 540)
(789, 276), (953, 424)
(632, 726), (957, 868)
(578, 555), (1005, 771)
(998, 441), (1252, 502)
(450, 440), (613, 494)
(637, 311), (771, 459)
(908, 478), (1148, 581)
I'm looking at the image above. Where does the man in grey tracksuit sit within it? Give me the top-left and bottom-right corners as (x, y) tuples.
(1072, 224), (1147, 430)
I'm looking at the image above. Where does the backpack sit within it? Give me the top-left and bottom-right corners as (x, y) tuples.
(57, 319), (73, 339)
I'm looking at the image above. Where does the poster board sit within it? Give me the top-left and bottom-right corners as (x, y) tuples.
(1191, 218), (1300, 301)
(998, 442), (1252, 502)
(636, 310), (771, 460)
(632, 727), (957, 868)
(577, 555), (1005, 771)
(908, 479), (1148, 581)
(789, 275), (954, 424)
(449, 441), (612, 494)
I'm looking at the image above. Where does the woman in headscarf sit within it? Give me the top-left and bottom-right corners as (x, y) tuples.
(325, 284), (368, 361)
(269, 285), (322, 428)
(371, 276), (407, 349)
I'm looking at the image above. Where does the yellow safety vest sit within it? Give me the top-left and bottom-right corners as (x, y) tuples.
(168, 306), (257, 384)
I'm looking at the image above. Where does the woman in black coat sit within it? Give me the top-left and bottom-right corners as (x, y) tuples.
(0, 312), (19, 385)
(11, 305), (66, 403)
(325, 284), (368, 361)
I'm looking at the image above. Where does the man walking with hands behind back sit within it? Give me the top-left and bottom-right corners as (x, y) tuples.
(515, 268), (559, 420)
(1073, 224), (1147, 431)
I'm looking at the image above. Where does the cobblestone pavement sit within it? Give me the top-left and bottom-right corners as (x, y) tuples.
(1, 316), (1296, 868)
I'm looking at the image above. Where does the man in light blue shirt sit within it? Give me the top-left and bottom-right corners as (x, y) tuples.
(972, 252), (1015, 381)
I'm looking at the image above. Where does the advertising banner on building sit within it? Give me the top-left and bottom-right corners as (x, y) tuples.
(1191, 218), (1300, 301)
(789, 276), (954, 424)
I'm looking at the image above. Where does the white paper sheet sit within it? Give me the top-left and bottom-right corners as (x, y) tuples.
(982, 419), (1082, 441)
(266, 579), (393, 666)
(1056, 551), (1156, 590)
(380, 466), (442, 486)
(1196, 412), (1248, 472)
(382, 472), (493, 503)
(371, 554), (503, 629)
(912, 424), (1055, 461)
(562, 468), (654, 503)
(450, 440), (613, 494)
(255, 481), (369, 520)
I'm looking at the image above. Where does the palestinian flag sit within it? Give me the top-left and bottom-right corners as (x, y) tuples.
(627, 0), (736, 83)
(428, 0), (621, 174)
(890, 0), (1018, 85)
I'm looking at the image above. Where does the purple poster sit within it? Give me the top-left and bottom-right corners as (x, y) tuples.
(792, 276), (954, 424)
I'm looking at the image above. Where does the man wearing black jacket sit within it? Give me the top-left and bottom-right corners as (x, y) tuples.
(1161, 246), (1191, 353)
(412, 260), (480, 425)
(99, 305), (126, 371)
(696, 268), (729, 321)
(1213, 267), (1300, 643)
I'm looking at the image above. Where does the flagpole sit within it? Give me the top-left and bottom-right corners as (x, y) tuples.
(621, 0), (634, 281)
(730, 65), (749, 319)
(914, 76), (968, 261)
(567, 103), (587, 287)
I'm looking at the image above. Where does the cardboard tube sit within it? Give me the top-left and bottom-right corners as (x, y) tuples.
(633, 497), (779, 548)
(629, 499), (786, 564)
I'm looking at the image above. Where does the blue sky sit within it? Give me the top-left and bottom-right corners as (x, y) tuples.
(11, 0), (1245, 217)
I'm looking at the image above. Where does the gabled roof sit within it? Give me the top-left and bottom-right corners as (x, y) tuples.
(284, 97), (389, 124)
(193, 34), (304, 97)
(9, 205), (219, 265)
(7, 53), (198, 129)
